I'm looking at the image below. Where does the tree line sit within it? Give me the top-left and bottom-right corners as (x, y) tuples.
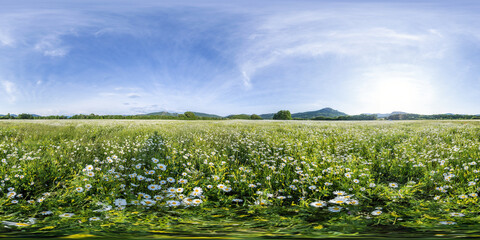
(1, 111), (479, 120)
(386, 113), (480, 120)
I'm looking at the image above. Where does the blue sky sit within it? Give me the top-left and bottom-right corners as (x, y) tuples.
(1, 0), (480, 116)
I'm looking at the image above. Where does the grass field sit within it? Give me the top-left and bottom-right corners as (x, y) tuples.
(1, 120), (480, 239)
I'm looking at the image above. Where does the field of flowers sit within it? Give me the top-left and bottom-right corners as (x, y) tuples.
(1, 120), (480, 239)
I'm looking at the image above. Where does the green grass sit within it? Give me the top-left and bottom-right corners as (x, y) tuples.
(1, 120), (480, 239)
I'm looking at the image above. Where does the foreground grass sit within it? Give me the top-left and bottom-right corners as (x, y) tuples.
(1, 120), (480, 238)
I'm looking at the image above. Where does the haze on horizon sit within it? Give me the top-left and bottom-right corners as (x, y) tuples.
(1, 0), (479, 116)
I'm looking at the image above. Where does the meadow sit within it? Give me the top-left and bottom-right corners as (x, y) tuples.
(1, 119), (480, 239)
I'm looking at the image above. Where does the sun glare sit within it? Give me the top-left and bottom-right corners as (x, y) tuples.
(356, 68), (435, 113)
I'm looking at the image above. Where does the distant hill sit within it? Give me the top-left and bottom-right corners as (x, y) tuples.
(375, 111), (408, 118)
(144, 111), (178, 117)
(226, 114), (251, 119)
(260, 108), (347, 119)
(144, 111), (222, 118)
(190, 112), (223, 118)
(292, 108), (347, 119)
(259, 113), (275, 119)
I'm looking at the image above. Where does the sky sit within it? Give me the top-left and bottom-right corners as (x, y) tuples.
(1, 0), (480, 116)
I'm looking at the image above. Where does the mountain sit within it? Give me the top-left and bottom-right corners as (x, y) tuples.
(144, 111), (178, 117)
(292, 108), (347, 119)
(376, 111), (408, 118)
(144, 111), (222, 118)
(259, 113), (275, 119)
(226, 114), (251, 119)
(260, 108), (347, 119)
(191, 112), (223, 118)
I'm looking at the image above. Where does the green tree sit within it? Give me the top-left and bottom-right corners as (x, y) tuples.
(273, 110), (292, 120)
(183, 111), (197, 119)
(250, 114), (262, 120)
(18, 113), (34, 119)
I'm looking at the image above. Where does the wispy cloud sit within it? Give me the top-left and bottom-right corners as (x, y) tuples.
(34, 35), (69, 57)
(127, 93), (141, 98)
(0, 80), (17, 102)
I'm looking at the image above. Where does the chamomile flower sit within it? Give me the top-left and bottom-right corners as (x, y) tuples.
(458, 194), (468, 199)
(310, 201), (326, 207)
(2, 222), (30, 227)
(114, 199), (127, 206)
(333, 191), (346, 196)
(439, 221), (456, 225)
(389, 183), (398, 188)
(166, 200), (181, 207)
(140, 199), (156, 206)
(6, 191), (16, 198)
(450, 212), (465, 217)
(192, 199), (203, 206)
(328, 206), (342, 212)
(192, 187), (203, 194)
(59, 213), (74, 218)
(371, 210), (382, 216)
(40, 211), (53, 215)
(329, 197), (348, 204)
(157, 164), (166, 171)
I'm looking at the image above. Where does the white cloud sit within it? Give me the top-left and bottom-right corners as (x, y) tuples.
(34, 35), (69, 57)
(0, 30), (14, 46)
(0, 80), (17, 102)
(241, 71), (251, 88)
(127, 93), (141, 98)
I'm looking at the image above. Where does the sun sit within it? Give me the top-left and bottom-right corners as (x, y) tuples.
(355, 67), (436, 113)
